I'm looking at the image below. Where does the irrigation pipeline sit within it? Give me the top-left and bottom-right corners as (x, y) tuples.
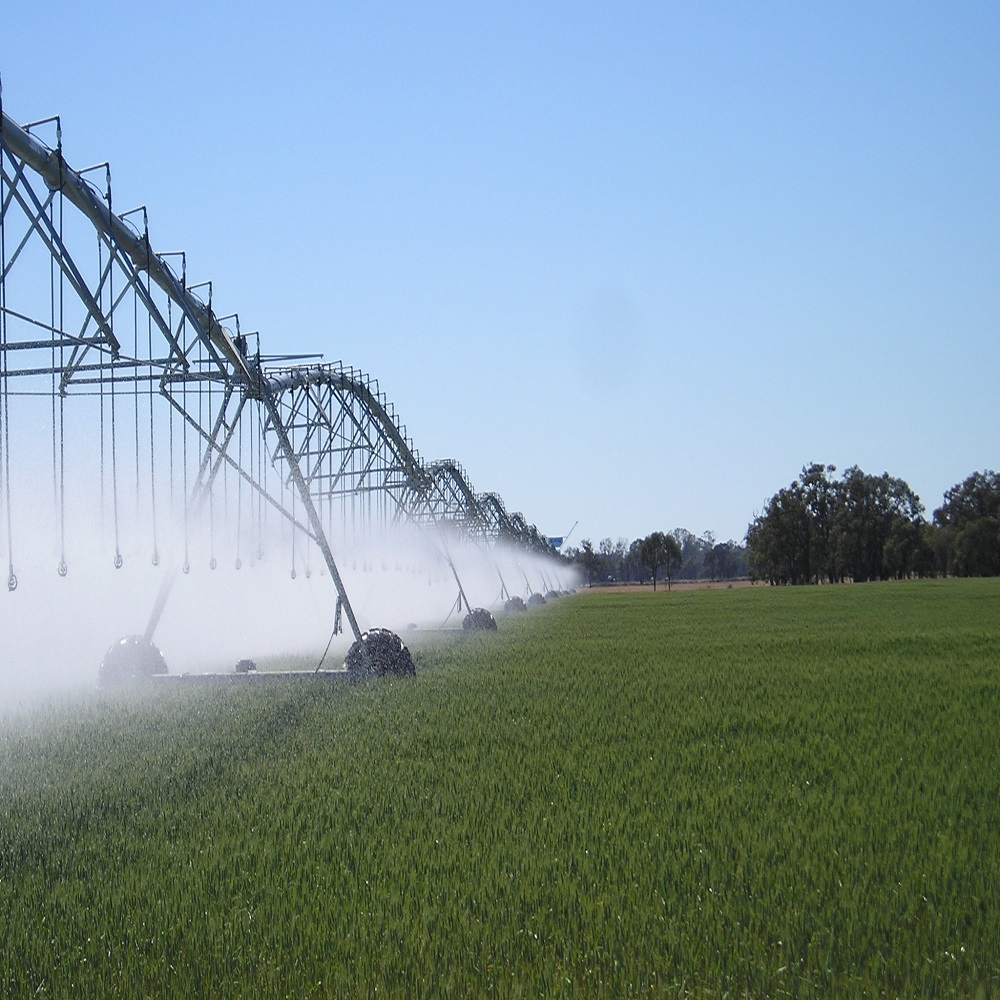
(2, 97), (563, 663)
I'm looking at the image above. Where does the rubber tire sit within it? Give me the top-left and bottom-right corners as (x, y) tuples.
(344, 628), (415, 678)
(99, 635), (168, 686)
(463, 607), (498, 631)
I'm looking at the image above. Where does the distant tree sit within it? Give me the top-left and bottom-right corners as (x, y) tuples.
(671, 528), (704, 579)
(599, 537), (629, 582)
(746, 482), (812, 584)
(953, 517), (1000, 577)
(703, 544), (716, 581)
(747, 463), (926, 584)
(663, 534), (683, 589)
(639, 533), (663, 590)
(571, 528), (743, 585)
(578, 539), (601, 588)
(614, 537), (630, 580)
(638, 532), (682, 591)
(924, 522), (955, 577)
(726, 540), (750, 579)
(883, 518), (935, 580)
(627, 538), (649, 584)
(833, 466), (924, 582)
(934, 470), (1000, 527)
(706, 541), (738, 581)
(933, 471), (1000, 577)
(799, 462), (838, 582)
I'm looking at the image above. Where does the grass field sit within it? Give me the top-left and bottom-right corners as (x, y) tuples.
(1, 579), (998, 997)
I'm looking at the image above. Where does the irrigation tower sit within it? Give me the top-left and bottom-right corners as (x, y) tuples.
(0, 95), (557, 677)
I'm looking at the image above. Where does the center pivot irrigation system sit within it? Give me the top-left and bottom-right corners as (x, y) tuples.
(0, 91), (568, 685)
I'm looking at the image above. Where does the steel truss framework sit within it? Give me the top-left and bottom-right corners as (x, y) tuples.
(0, 100), (551, 642)
(262, 366), (551, 549)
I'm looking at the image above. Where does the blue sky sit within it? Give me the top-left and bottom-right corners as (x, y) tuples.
(3, 1), (997, 546)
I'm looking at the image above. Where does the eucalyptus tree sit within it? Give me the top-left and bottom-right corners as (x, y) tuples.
(746, 482), (812, 584)
(748, 464), (927, 584)
(832, 466), (924, 582)
(933, 470), (1000, 576)
(577, 539), (602, 587)
(639, 532), (683, 591)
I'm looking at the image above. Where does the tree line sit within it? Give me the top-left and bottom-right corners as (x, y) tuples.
(566, 530), (749, 589)
(746, 464), (1000, 584)
(562, 466), (1000, 589)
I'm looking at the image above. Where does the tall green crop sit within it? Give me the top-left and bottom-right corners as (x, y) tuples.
(1, 579), (998, 997)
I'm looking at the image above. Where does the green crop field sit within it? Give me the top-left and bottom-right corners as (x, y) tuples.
(2, 580), (998, 998)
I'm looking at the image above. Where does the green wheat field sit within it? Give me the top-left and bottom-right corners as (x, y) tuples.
(2, 579), (998, 997)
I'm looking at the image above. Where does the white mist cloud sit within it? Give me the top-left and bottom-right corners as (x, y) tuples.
(1, 501), (577, 709)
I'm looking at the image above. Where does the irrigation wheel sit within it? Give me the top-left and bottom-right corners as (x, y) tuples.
(344, 628), (415, 678)
(463, 607), (498, 631)
(99, 635), (168, 686)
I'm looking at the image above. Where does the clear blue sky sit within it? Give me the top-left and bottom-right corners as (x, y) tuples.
(3, 2), (997, 546)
